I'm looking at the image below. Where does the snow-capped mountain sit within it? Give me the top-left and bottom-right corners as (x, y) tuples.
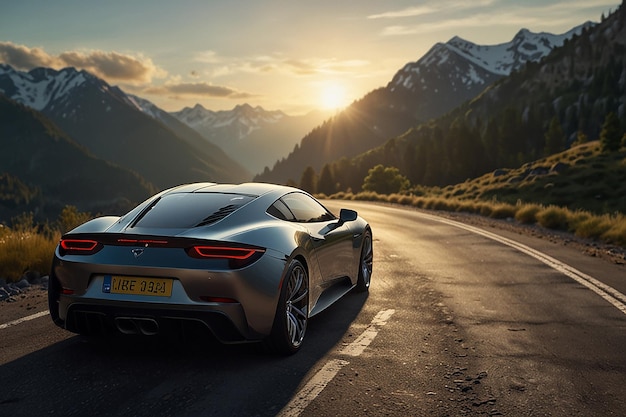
(127, 93), (171, 120)
(256, 22), (594, 185)
(172, 103), (286, 141)
(387, 23), (593, 121)
(0, 64), (250, 188)
(169, 103), (330, 174)
(447, 25), (592, 76)
(0, 64), (136, 118)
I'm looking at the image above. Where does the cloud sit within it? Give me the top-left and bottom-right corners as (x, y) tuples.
(58, 50), (164, 83)
(368, 5), (438, 19)
(0, 42), (56, 68)
(282, 59), (318, 75)
(374, 0), (612, 37)
(194, 50), (222, 64)
(0, 41), (165, 84)
(192, 50), (369, 77)
(253, 57), (369, 77)
(0, 42), (256, 104)
(368, 0), (495, 20)
(378, 12), (532, 37)
(141, 82), (253, 99)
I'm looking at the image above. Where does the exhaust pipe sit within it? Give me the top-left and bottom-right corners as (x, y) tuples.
(114, 317), (159, 336)
(114, 317), (138, 334)
(136, 318), (159, 336)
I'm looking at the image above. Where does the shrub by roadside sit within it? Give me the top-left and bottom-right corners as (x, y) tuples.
(323, 191), (626, 250)
(0, 206), (82, 283)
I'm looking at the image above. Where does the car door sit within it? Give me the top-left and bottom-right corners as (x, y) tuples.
(280, 193), (353, 282)
(306, 218), (354, 282)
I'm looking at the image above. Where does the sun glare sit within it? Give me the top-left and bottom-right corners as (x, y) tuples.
(320, 82), (348, 110)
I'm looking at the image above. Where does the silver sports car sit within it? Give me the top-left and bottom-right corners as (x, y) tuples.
(48, 182), (373, 354)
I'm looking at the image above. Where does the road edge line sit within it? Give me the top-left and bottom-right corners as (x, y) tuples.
(431, 215), (626, 316)
(0, 310), (50, 330)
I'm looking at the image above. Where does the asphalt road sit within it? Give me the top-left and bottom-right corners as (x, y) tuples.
(1, 201), (625, 417)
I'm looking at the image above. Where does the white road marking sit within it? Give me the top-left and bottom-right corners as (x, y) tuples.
(339, 308), (395, 357)
(0, 310), (49, 330)
(428, 214), (626, 316)
(277, 309), (395, 417)
(277, 358), (349, 417)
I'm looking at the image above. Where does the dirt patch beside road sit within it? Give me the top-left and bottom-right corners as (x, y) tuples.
(0, 286), (49, 325)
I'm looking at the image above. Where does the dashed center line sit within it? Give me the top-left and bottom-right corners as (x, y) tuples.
(277, 308), (395, 417)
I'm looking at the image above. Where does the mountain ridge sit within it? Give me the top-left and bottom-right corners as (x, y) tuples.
(309, 5), (625, 197)
(255, 23), (592, 185)
(0, 65), (251, 190)
(0, 93), (156, 221)
(171, 103), (287, 140)
(167, 102), (332, 174)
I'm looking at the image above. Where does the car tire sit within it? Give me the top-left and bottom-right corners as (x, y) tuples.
(47, 273), (63, 326)
(266, 259), (309, 355)
(355, 229), (373, 293)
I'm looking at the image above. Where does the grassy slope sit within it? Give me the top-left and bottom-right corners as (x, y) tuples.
(440, 141), (626, 215)
(325, 141), (626, 250)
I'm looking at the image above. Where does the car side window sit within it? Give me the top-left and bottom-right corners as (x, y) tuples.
(280, 193), (335, 223)
(267, 199), (295, 221)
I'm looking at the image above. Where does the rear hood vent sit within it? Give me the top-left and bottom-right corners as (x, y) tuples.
(195, 204), (239, 227)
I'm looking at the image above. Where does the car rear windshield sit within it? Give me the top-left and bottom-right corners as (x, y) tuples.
(131, 192), (256, 229)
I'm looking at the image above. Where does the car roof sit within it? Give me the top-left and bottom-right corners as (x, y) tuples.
(165, 182), (300, 198)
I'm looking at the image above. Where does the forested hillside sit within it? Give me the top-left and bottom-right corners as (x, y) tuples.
(0, 94), (155, 221)
(309, 5), (626, 196)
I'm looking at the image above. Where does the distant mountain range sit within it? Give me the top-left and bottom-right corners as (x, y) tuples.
(0, 64), (250, 221)
(388, 23), (593, 121)
(0, 94), (156, 220)
(171, 103), (286, 141)
(168, 103), (331, 174)
(127, 97), (335, 176)
(0, 64), (249, 187)
(276, 5), (626, 195)
(255, 22), (593, 185)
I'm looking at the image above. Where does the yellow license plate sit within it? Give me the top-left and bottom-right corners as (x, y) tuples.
(109, 276), (173, 297)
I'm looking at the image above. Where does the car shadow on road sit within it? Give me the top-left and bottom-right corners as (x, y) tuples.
(0, 291), (368, 417)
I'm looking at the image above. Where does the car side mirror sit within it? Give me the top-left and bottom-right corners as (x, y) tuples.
(339, 208), (357, 224)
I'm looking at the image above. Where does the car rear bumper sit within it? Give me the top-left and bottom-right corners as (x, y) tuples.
(58, 298), (264, 343)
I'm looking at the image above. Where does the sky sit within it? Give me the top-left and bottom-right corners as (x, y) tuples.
(0, 0), (620, 115)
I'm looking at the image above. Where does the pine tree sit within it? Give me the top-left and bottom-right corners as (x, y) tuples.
(299, 166), (317, 193)
(317, 164), (336, 195)
(544, 116), (566, 156)
(600, 112), (621, 153)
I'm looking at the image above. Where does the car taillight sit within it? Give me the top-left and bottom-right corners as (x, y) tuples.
(188, 246), (264, 260)
(59, 239), (102, 255)
(186, 245), (265, 268)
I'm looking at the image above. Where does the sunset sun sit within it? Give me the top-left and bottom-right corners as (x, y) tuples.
(320, 82), (348, 110)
